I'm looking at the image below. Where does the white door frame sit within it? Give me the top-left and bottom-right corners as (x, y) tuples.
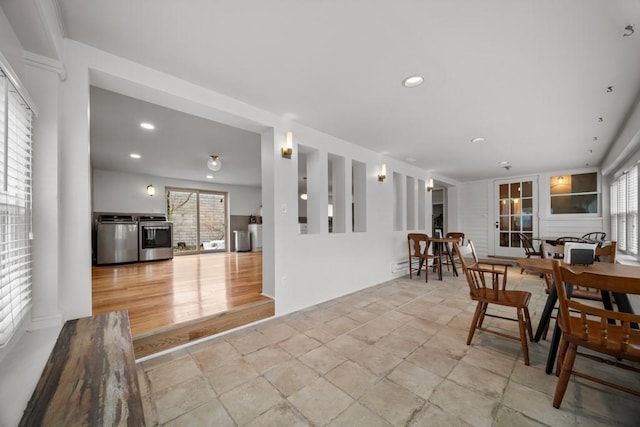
(491, 176), (539, 258)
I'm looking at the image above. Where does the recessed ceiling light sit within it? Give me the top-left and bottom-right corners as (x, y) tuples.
(206, 175), (213, 179)
(402, 75), (424, 88)
(130, 153), (141, 159)
(300, 193), (308, 200)
(471, 137), (486, 143)
(140, 122), (155, 130)
(499, 161), (509, 166)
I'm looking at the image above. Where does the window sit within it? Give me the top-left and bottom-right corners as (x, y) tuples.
(610, 165), (638, 256)
(550, 172), (598, 214)
(0, 70), (34, 347)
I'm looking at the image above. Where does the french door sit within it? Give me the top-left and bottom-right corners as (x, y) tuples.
(494, 177), (538, 257)
(166, 188), (228, 254)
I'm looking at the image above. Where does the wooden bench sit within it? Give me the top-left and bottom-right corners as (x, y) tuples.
(19, 310), (144, 426)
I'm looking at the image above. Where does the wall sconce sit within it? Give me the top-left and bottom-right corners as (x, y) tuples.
(146, 184), (155, 196)
(378, 164), (387, 182)
(426, 178), (434, 192)
(282, 131), (293, 159)
(558, 176), (564, 184)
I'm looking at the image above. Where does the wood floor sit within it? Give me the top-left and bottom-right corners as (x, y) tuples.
(92, 252), (274, 358)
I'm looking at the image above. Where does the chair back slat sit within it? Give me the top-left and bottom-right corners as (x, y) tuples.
(445, 232), (465, 246)
(407, 233), (428, 257)
(595, 241), (617, 263)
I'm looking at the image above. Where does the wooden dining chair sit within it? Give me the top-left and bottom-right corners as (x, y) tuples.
(454, 241), (533, 365)
(550, 260), (640, 408)
(553, 236), (587, 245)
(571, 242), (616, 301)
(518, 233), (542, 274)
(541, 242), (565, 294)
(407, 233), (441, 282)
(581, 231), (606, 244)
(444, 232), (465, 270)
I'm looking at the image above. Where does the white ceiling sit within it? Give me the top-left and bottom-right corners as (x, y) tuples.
(90, 87), (262, 186)
(4, 0), (640, 183)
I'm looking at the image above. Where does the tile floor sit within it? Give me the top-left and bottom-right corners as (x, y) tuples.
(137, 268), (640, 426)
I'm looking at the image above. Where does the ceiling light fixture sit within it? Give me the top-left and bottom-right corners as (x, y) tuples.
(207, 154), (222, 171)
(402, 75), (424, 88)
(206, 175), (213, 179)
(471, 137), (485, 143)
(140, 122), (155, 130)
(606, 86), (613, 93)
(300, 193), (308, 200)
(130, 153), (141, 159)
(624, 25), (635, 37)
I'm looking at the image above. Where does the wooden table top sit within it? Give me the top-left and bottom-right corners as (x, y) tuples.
(517, 258), (640, 279)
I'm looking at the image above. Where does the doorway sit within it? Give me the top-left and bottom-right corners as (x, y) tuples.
(432, 188), (445, 236)
(494, 177), (538, 257)
(167, 187), (228, 254)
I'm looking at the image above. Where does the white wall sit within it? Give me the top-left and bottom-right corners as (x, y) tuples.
(0, 8), (25, 78)
(92, 169), (261, 216)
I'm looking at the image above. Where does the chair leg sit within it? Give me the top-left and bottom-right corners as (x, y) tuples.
(467, 302), (483, 345)
(556, 337), (569, 377)
(553, 342), (578, 409)
(477, 302), (488, 328)
(523, 306), (534, 340)
(517, 308), (530, 365)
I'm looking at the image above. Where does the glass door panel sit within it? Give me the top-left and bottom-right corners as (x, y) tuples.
(494, 177), (537, 257)
(199, 193), (226, 252)
(167, 189), (198, 253)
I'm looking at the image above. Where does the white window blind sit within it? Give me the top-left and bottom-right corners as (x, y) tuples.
(619, 176), (627, 252)
(610, 164), (638, 257)
(610, 179), (618, 244)
(0, 70), (33, 348)
(627, 165), (638, 255)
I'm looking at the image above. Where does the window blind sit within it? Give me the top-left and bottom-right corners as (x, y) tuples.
(610, 180), (618, 245)
(0, 70), (33, 348)
(619, 174), (627, 252)
(627, 165), (638, 255)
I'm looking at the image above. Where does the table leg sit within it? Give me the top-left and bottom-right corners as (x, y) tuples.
(437, 243), (443, 280)
(545, 321), (562, 374)
(612, 292), (639, 329)
(444, 242), (458, 277)
(534, 285), (558, 342)
(544, 283), (574, 375)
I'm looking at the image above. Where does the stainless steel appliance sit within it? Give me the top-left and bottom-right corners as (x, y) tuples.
(96, 215), (139, 265)
(233, 230), (251, 252)
(138, 215), (173, 261)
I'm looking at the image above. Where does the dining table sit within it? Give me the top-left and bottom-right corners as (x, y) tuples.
(428, 236), (460, 280)
(516, 257), (640, 374)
